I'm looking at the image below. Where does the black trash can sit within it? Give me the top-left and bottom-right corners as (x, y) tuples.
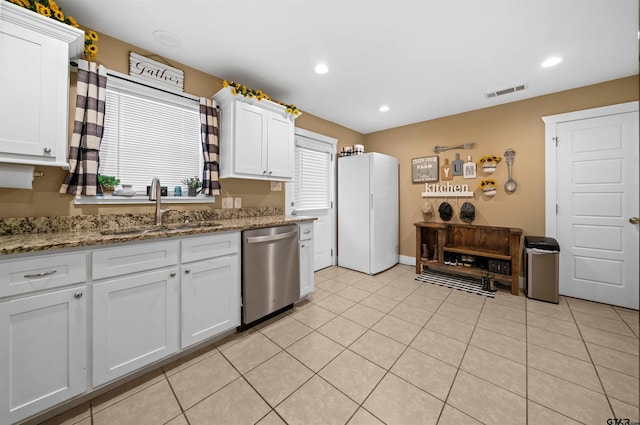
(524, 236), (560, 303)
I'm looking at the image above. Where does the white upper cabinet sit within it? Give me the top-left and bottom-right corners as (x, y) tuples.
(213, 87), (298, 181)
(0, 1), (84, 168)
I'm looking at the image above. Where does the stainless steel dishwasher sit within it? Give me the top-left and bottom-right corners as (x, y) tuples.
(242, 225), (300, 327)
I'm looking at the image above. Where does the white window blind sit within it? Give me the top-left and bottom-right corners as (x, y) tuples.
(293, 138), (331, 211)
(99, 75), (202, 194)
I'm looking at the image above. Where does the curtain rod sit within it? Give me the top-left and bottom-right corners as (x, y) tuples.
(70, 60), (203, 103)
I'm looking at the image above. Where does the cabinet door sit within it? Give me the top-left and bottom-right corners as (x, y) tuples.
(93, 269), (178, 387)
(299, 240), (314, 298)
(234, 101), (268, 176)
(266, 112), (294, 179)
(0, 21), (67, 160)
(181, 256), (240, 348)
(0, 287), (87, 424)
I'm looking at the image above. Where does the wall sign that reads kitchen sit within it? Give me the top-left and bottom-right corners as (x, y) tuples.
(129, 52), (184, 92)
(412, 156), (439, 183)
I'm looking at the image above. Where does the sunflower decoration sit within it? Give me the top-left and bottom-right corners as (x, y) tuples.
(5, 0), (99, 60)
(478, 178), (497, 190)
(477, 155), (502, 165)
(222, 80), (300, 116)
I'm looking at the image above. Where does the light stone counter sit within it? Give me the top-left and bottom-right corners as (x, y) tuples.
(0, 208), (316, 256)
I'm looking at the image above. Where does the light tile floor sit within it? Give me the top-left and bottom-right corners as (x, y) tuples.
(37, 265), (639, 425)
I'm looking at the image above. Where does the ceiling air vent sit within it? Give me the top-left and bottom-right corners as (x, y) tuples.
(485, 84), (527, 99)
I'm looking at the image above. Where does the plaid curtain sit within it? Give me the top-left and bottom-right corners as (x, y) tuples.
(60, 60), (107, 196)
(200, 97), (221, 195)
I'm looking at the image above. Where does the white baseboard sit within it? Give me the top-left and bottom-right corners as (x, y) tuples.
(400, 255), (416, 266)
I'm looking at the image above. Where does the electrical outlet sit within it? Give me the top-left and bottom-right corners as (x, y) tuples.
(270, 181), (282, 191)
(234, 197), (242, 208)
(221, 197), (233, 209)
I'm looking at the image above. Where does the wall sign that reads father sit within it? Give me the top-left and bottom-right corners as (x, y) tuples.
(129, 52), (184, 92)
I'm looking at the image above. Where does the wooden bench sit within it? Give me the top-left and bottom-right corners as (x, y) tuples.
(415, 222), (522, 295)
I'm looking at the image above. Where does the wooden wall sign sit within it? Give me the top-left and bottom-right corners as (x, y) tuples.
(129, 52), (184, 92)
(412, 156), (439, 183)
(440, 158), (453, 180)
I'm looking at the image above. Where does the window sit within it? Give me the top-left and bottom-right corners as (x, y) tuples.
(293, 135), (332, 212)
(77, 70), (210, 204)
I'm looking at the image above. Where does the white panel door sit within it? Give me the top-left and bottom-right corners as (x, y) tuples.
(267, 112), (294, 178)
(287, 129), (337, 271)
(93, 269), (179, 386)
(556, 111), (639, 309)
(0, 287), (86, 424)
(181, 256), (240, 348)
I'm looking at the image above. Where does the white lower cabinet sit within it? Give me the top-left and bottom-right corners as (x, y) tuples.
(0, 286), (87, 424)
(92, 268), (179, 387)
(181, 256), (239, 347)
(299, 223), (314, 298)
(181, 232), (240, 348)
(0, 229), (245, 423)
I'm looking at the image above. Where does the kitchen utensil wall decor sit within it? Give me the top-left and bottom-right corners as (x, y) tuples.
(440, 158), (453, 180)
(412, 156), (439, 183)
(452, 153), (464, 176)
(504, 149), (517, 193)
(433, 143), (475, 154)
(463, 155), (477, 179)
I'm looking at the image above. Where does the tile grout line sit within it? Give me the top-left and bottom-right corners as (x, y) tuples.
(565, 299), (618, 419)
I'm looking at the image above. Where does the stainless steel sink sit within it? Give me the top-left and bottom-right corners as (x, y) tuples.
(100, 222), (222, 236)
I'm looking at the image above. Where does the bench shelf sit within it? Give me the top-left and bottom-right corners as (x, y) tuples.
(415, 222), (522, 295)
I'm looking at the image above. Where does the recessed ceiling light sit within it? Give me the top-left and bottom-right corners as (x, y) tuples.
(314, 63), (329, 74)
(541, 56), (563, 68)
(379, 105), (390, 112)
(153, 30), (181, 47)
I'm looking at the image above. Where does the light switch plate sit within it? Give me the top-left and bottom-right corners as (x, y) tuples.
(234, 197), (242, 208)
(270, 181), (282, 191)
(221, 197), (233, 209)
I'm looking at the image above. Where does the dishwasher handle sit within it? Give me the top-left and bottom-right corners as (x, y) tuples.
(246, 230), (298, 244)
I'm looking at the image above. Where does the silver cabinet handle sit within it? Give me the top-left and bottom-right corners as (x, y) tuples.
(185, 269), (191, 274)
(170, 272), (176, 277)
(24, 270), (57, 278)
(303, 230), (311, 234)
(301, 244), (306, 248)
(263, 171), (267, 174)
(43, 147), (52, 153)
(74, 291), (83, 298)
(630, 217), (640, 224)
(268, 171), (272, 175)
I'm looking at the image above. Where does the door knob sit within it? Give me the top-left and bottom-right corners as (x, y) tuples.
(630, 217), (640, 224)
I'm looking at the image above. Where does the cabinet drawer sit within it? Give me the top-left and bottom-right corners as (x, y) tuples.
(299, 223), (313, 241)
(92, 240), (179, 280)
(0, 252), (87, 298)
(181, 232), (240, 263)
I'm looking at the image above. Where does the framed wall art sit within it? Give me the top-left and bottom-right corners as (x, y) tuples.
(412, 156), (439, 183)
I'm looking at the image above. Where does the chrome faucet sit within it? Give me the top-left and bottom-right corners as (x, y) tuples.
(149, 177), (169, 225)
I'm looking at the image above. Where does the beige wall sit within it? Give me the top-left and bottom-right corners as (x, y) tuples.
(363, 76), (639, 258)
(0, 31), (363, 218)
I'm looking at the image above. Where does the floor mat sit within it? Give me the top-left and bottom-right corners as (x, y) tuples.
(415, 269), (495, 298)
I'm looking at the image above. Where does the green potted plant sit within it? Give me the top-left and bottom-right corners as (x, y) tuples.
(181, 176), (202, 197)
(98, 174), (120, 195)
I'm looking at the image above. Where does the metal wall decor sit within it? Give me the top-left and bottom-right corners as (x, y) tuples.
(433, 142), (475, 154)
(504, 149), (517, 192)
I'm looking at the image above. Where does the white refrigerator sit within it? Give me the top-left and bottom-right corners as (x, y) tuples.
(338, 152), (399, 274)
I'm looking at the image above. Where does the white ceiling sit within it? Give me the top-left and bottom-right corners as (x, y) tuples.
(60, 0), (638, 134)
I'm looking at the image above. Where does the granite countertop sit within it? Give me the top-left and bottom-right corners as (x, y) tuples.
(0, 208), (316, 256)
